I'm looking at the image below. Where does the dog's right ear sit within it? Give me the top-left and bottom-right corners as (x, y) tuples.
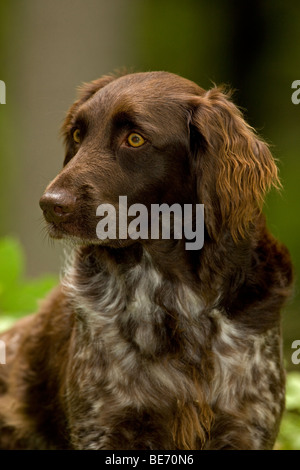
(61, 74), (118, 165)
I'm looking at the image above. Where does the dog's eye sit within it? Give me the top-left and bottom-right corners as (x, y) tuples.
(127, 133), (145, 148)
(72, 128), (81, 143)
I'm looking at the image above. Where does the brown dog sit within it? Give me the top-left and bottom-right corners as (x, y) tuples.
(0, 72), (293, 449)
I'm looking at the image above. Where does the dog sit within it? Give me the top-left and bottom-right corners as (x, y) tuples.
(0, 71), (293, 449)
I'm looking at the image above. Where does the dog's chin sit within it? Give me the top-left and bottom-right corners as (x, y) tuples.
(45, 222), (66, 240)
(45, 222), (137, 249)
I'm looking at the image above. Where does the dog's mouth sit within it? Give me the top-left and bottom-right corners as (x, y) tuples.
(41, 206), (98, 242)
(44, 220), (72, 239)
(39, 190), (137, 247)
(40, 204), (128, 247)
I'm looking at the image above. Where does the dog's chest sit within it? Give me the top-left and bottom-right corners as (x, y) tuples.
(62, 249), (284, 449)
(63, 251), (211, 408)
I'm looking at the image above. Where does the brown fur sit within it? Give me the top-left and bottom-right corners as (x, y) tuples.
(0, 71), (293, 449)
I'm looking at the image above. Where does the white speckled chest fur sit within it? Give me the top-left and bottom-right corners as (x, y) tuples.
(61, 246), (285, 450)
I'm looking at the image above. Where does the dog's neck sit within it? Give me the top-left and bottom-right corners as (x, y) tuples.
(62, 241), (213, 357)
(62, 241), (218, 449)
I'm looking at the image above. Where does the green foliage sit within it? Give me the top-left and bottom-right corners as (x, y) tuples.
(277, 372), (300, 450)
(0, 237), (57, 331)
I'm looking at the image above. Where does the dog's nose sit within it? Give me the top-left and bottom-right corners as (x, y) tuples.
(39, 190), (76, 224)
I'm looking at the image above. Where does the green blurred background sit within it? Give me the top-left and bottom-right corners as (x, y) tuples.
(0, 0), (299, 449)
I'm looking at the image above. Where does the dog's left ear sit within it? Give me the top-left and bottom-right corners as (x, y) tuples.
(190, 87), (280, 242)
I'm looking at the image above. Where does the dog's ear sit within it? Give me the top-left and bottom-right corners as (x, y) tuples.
(75, 74), (119, 104)
(190, 87), (280, 242)
(61, 74), (118, 165)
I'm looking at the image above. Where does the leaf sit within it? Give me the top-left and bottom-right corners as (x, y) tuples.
(0, 316), (17, 333)
(0, 275), (57, 314)
(285, 371), (300, 411)
(0, 237), (58, 317)
(277, 412), (300, 450)
(0, 237), (24, 288)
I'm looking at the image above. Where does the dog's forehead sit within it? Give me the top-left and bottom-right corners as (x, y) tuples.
(100, 72), (200, 100)
(84, 72), (200, 119)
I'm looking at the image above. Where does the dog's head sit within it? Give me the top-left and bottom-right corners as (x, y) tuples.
(40, 71), (279, 246)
